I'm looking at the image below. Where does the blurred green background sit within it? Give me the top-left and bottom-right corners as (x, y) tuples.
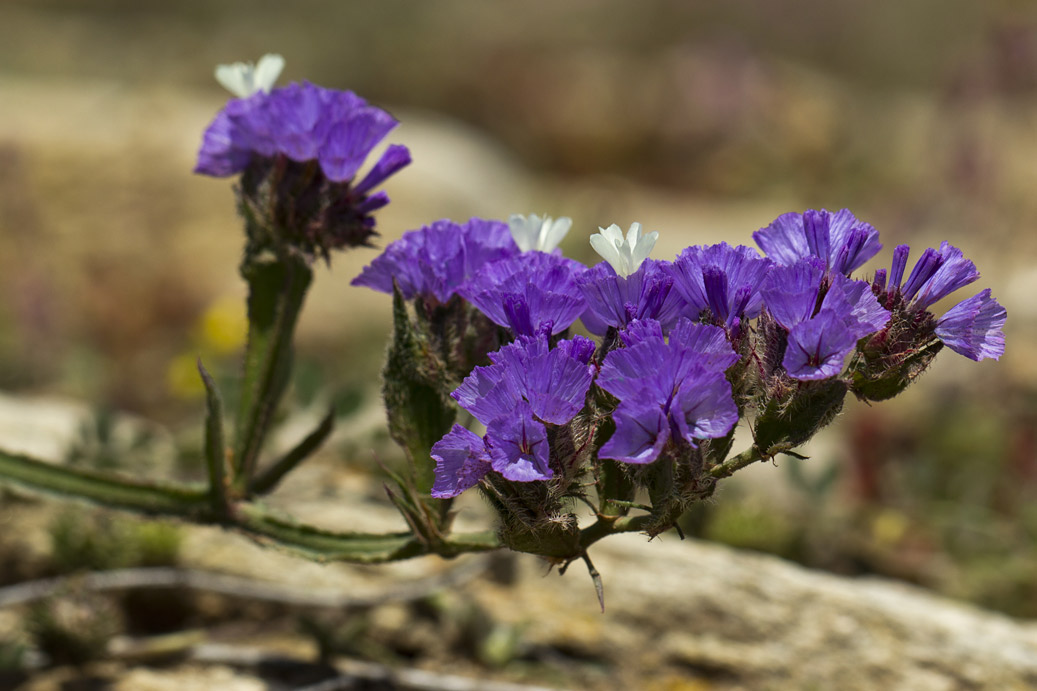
(1, 0), (1036, 621)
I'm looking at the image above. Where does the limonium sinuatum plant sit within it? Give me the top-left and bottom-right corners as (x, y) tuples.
(0, 56), (1007, 605)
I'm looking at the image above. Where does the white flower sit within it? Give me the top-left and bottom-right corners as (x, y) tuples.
(507, 213), (572, 253)
(589, 222), (658, 277)
(215, 53), (285, 98)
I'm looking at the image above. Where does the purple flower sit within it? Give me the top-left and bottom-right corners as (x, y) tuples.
(754, 208), (881, 275)
(351, 218), (518, 302)
(430, 333), (595, 496)
(934, 289), (1007, 361)
(196, 82), (411, 259)
(577, 259), (686, 335)
(669, 243), (772, 332)
(196, 82), (408, 184)
(873, 243), (1005, 361)
(430, 425), (493, 498)
(597, 318), (739, 464)
(460, 252), (587, 336)
(761, 259), (890, 380)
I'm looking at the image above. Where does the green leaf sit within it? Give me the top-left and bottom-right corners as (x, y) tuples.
(197, 358), (229, 511)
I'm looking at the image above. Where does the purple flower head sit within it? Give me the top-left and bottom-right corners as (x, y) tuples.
(754, 208), (882, 276)
(431, 333), (595, 495)
(196, 81), (407, 184)
(196, 82), (411, 259)
(597, 318), (739, 464)
(577, 259), (686, 335)
(934, 289), (1007, 361)
(881, 242), (980, 311)
(460, 252), (587, 336)
(670, 243), (772, 333)
(430, 425), (492, 498)
(783, 310), (860, 380)
(351, 218), (518, 303)
(761, 259), (890, 380)
(872, 242), (1005, 361)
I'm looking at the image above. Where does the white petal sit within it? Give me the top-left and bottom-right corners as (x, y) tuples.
(215, 62), (253, 97)
(253, 54), (285, 93)
(625, 221), (643, 247)
(508, 213), (540, 252)
(589, 233), (627, 274)
(538, 216), (572, 253)
(630, 230), (659, 269)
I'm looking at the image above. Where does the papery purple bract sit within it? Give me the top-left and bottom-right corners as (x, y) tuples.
(783, 311), (860, 380)
(754, 208), (881, 275)
(351, 218), (517, 302)
(669, 243), (772, 331)
(196, 82), (405, 184)
(431, 333), (595, 494)
(934, 289), (1007, 361)
(597, 318), (738, 464)
(760, 259), (889, 380)
(430, 425), (492, 498)
(873, 242), (1005, 361)
(577, 259), (685, 335)
(461, 252), (587, 336)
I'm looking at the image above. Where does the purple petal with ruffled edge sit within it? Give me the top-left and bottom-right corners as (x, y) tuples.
(488, 334), (594, 424)
(670, 243), (772, 327)
(577, 259), (685, 335)
(430, 425), (492, 498)
(910, 242), (980, 310)
(599, 402), (670, 464)
(668, 319), (742, 371)
(319, 107), (397, 182)
(195, 82), (405, 185)
(351, 218), (517, 302)
(783, 310), (858, 380)
(754, 208), (881, 274)
(194, 107), (253, 177)
(935, 289), (1006, 361)
(454, 333), (594, 426)
(461, 252), (586, 336)
(450, 362), (518, 427)
(486, 409), (552, 482)
(759, 258), (825, 330)
(671, 370), (739, 445)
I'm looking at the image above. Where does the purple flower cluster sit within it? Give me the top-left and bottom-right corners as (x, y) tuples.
(596, 318), (740, 464)
(668, 243), (772, 335)
(196, 81), (409, 186)
(461, 252), (588, 336)
(352, 206), (1006, 501)
(196, 82), (410, 259)
(760, 259), (891, 380)
(430, 333), (595, 497)
(754, 208), (882, 276)
(351, 218), (518, 303)
(577, 259), (685, 335)
(871, 242), (1006, 361)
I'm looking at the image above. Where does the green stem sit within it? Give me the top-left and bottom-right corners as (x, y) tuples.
(708, 446), (765, 479)
(0, 449), (500, 563)
(234, 256), (313, 492)
(579, 514), (654, 551)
